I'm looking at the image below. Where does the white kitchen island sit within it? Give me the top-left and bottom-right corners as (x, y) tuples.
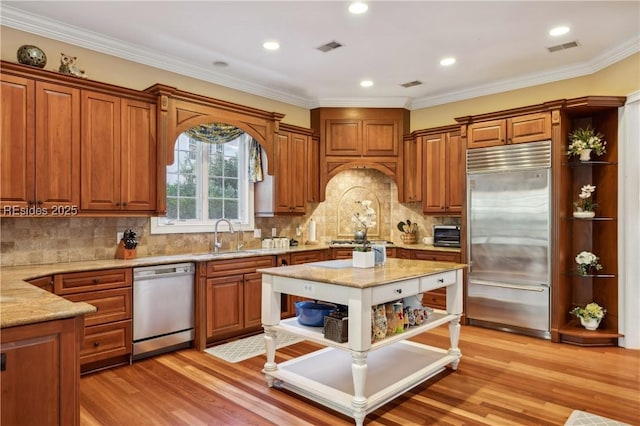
(259, 258), (465, 426)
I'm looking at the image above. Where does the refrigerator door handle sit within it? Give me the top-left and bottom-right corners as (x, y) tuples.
(470, 279), (547, 292)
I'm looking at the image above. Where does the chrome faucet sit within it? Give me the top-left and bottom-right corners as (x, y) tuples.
(213, 218), (235, 252)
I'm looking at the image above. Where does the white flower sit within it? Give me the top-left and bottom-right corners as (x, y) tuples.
(575, 251), (596, 265)
(352, 199), (376, 230)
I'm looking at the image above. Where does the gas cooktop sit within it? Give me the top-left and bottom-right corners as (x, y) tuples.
(330, 240), (394, 246)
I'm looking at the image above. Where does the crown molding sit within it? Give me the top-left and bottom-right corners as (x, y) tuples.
(3, 5), (638, 112)
(410, 35), (640, 110)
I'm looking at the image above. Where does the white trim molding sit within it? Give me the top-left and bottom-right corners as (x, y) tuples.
(618, 90), (640, 349)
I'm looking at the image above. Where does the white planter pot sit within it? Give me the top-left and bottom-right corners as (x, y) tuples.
(579, 148), (592, 162)
(580, 317), (601, 331)
(352, 250), (375, 268)
(573, 210), (595, 219)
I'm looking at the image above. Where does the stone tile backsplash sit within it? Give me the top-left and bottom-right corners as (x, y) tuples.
(0, 169), (459, 266)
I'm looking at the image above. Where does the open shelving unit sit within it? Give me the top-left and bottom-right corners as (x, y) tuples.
(552, 96), (626, 346)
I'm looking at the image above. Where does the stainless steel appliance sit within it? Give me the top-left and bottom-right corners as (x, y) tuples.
(466, 140), (551, 339)
(132, 263), (195, 360)
(433, 225), (461, 248)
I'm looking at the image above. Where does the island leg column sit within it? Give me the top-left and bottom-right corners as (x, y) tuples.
(447, 268), (464, 370)
(351, 351), (368, 426)
(261, 274), (281, 386)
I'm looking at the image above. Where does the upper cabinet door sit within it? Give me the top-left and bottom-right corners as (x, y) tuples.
(1, 74), (34, 209)
(403, 136), (422, 203)
(35, 82), (80, 209)
(80, 90), (121, 210)
(445, 132), (463, 213)
(120, 99), (156, 211)
(362, 119), (399, 156)
(466, 119), (506, 149)
(325, 119), (361, 155)
(507, 112), (551, 144)
(422, 134), (447, 213)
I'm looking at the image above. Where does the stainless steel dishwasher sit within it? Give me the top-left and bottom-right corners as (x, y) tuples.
(132, 263), (195, 360)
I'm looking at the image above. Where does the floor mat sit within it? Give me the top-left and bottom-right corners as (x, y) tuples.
(565, 410), (631, 426)
(204, 333), (304, 363)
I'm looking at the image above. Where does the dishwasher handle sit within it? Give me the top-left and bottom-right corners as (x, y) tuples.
(133, 263), (195, 279)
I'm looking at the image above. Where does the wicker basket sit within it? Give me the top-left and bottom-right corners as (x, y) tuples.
(323, 313), (348, 343)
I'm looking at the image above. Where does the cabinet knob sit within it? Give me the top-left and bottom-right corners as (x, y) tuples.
(93, 278), (99, 284)
(395, 288), (403, 294)
(94, 342), (100, 348)
(122, 202), (128, 207)
(115, 202), (121, 206)
(28, 200), (34, 205)
(437, 278), (444, 284)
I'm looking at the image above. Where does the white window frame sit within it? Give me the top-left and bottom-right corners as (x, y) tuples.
(151, 133), (256, 235)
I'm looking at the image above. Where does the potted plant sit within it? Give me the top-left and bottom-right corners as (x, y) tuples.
(573, 184), (597, 218)
(575, 250), (603, 276)
(567, 126), (606, 161)
(570, 302), (606, 330)
(352, 200), (376, 268)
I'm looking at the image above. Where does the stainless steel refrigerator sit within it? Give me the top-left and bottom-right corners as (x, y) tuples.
(466, 140), (551, 339)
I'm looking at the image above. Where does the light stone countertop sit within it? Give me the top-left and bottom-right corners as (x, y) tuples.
(258, 258), (466, 289)
(0, 244), (461, 329)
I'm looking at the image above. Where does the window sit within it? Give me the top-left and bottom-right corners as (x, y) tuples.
(151, 128), (255, 234)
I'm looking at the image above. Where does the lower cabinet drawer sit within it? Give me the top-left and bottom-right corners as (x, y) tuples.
(80, 320), (131, 365)
(422, 289), (446, 309)
(65, 288), (132, 327)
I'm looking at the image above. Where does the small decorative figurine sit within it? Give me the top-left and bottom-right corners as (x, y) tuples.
(59, 53), (87, 78)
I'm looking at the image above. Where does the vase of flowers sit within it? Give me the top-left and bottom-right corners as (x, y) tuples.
(570, 302), (606, 330)
(352, 200), (376, 267)
(567, 126), (606, 161)
(575, 250), (603, 275)
(573, 184), (597, 218)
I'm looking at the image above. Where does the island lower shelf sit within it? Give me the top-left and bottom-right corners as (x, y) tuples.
(265, 340), (456, 419)
(276, 309), (457, 351)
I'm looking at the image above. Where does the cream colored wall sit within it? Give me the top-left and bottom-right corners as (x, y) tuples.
(410, 53), (640, 130)
(0, 26), (310, 127)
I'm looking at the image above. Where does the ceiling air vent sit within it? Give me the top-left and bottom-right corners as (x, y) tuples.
(547, 41), (579, 53)
(316, 41), (343, 52)
(401, 80), (423, 88)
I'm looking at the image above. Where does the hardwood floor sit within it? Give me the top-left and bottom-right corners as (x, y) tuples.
(80, 325), (639, 425)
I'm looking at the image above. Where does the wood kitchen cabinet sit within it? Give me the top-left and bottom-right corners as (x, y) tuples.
(403, 134), (422, 203)
(273, 124), (311, 214)
(466, 111), (551, 149)
(311, 107), (410, 202)
(205, 256), (275, 343)
(422, 127), (463, 214)
(1, 61), (158, 216)
(1, 74), (80, 213)
(81, 91), (156, 212)
(54, 268), (132, 373)
(1, 316), (83, 426)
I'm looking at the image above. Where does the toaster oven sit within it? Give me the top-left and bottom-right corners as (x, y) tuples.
(433, 225), (461, 248)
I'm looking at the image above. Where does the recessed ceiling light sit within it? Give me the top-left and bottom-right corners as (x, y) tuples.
(360, 80), (374, 88)
(440, 57), (456, 66)
(349, 2), (368, 14)
(549, 26), (570, 36)
(263, 40), (280, 51)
